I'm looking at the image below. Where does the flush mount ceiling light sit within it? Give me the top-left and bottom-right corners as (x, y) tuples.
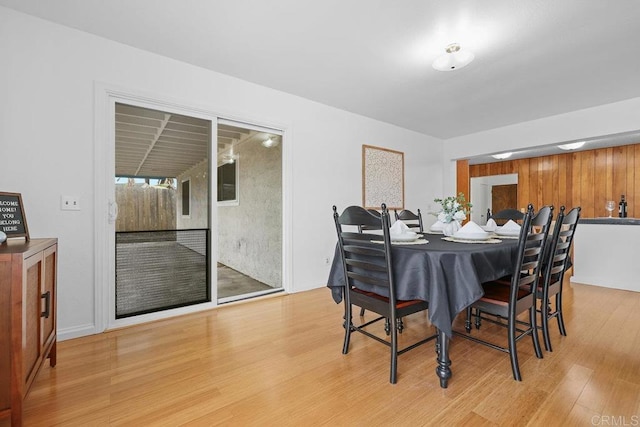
(262, 136), (280, 148)
(558, 141), (586, 150)
(432, 43), (475, 71)
(491, 152), (513, 160)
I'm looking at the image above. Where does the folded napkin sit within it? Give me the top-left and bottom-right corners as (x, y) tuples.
(390, 220), (412, 235)
(429, 220), (445, 231)
(502, 219), (521, 231)
(485, 218), (497, 231)
(457, 221), (485, 234)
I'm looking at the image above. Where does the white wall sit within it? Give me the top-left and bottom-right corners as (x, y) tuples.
(443, 97), (640, 169)
(0, 7), (443, 339)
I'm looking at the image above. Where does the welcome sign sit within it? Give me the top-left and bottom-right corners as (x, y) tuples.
(0, 192), (30, 240)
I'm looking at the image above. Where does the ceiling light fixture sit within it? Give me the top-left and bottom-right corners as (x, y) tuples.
(262, 137), (279, 148)
(492, 152), (513, 160)
(558, 141), (586, 150)
(432, 43), (475, 71)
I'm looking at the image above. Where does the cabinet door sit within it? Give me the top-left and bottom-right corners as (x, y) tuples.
(0, 256), (11, 413)
(23, 252), (43, 387)
(41, 245), (56, 349)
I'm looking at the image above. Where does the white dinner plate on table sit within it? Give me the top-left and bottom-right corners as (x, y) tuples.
(452, 231), (490, 241)
(391, 233), (419, 242)
(495, 228), (520, 237)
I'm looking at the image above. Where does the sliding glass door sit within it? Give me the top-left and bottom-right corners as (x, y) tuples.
(216, 119), (283, 303)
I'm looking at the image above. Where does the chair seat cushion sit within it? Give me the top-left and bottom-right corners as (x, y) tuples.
(480, 281), (532, 306)
(352, 287), (425, 309)
(492, 274), (543, 292)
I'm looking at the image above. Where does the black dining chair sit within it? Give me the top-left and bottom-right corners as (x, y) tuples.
(358, 209), (382, 233)
(489, 208), (525, 225)
(333, 203), (437, 384)
(458, 204), (553, 381)
(394, 209), (424, 233)
(538, 206), (581, 351)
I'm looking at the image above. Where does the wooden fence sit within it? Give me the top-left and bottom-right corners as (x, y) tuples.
(116, 184), (177, 231)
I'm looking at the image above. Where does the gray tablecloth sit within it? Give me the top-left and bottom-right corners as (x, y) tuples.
(327, 236), (520, 337)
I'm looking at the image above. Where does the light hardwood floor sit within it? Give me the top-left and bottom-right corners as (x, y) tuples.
(22, 276), (640, 426)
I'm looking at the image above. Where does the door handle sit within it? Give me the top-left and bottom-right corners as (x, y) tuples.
(41, 291), (51, 318)
(108, 200), (119, 224)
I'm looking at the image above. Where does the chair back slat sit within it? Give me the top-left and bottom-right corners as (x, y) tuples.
(341, 231), (382, 242)
(343, 245), (385, 257)
(345, 258), (387, 272)
(346, 272), (390, 288)
(519, 274), (537, 287)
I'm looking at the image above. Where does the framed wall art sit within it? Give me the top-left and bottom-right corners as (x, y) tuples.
(362, 145), (404, 210)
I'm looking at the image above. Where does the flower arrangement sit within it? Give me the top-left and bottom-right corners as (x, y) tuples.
(433, 192), (472, 223)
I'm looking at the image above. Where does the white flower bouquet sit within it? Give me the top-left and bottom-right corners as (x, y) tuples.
(433, 192), (472, 223)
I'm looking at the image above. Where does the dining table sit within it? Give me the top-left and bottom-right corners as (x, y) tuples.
(326, 231), (520, 388)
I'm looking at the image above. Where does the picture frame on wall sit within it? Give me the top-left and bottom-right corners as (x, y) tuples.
(0, 192), (30, 241)
(362, 144), (404, 210)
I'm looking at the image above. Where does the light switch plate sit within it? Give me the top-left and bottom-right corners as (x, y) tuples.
(61, 195), (80, 211)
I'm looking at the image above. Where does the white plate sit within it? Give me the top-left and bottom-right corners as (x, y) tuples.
(391, 233), (419, 242)
(453, 231), (490, 241)
(495, 227), (520, 237)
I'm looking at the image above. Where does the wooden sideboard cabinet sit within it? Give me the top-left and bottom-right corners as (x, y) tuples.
(0, 238), (57, 427)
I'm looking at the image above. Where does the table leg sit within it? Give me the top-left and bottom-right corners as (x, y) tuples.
(435, 329), (451, 388)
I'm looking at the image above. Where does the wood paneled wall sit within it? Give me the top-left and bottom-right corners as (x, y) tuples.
(456, 159), (470, 202)
(465, 143), (640, 218)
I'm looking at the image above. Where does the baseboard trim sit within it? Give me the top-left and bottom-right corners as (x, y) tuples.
(57, 323), (99, 341)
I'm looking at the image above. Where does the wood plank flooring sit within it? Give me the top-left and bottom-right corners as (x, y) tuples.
(21, 277), (640, 426)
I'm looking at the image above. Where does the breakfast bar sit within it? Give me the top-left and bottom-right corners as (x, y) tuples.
(572, 218), (640, 292)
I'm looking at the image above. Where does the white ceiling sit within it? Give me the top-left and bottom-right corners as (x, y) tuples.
(3, 0), (640, 142)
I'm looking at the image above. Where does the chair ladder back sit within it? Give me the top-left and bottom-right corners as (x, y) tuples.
(543, 206), (581, 286)
(333, 204), (397, 303)
(512, 205), (553, 296)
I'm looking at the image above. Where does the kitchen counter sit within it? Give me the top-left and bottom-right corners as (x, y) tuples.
(572, 220), (639, 292)
(579, 217), (640, 225)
